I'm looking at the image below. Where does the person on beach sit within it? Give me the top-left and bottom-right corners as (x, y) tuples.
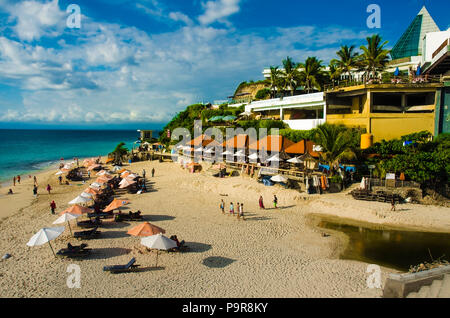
(17, 175), (21, 184)
(46, 184), (52, 194)
(142, 169), (146, 179)
(220, 199), (225, 214)
(58, 175), (63, 185)
(13, 176), (16, 186)
(152, 168), (155, 177)
(229, 202), (234, 215)
(390, 198), (396, 211)
(50, 200), (56, 214)
(239, 203), (244, 220)
(33, 176), (37, 185)
(7, 189), (13, 195)
(33, 185), (38, 197)
(273, 195), (278, 209)
(87, 171), (91, 179)
(259, 196), (265, 210)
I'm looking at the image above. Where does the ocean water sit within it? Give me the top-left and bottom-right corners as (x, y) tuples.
(0, 129), (139, 184)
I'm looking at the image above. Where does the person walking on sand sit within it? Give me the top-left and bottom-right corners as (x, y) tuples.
(273, 195), (278, 209)
(152, 168), (155, 177)
(17, 175), (21, 184)
(58, 175), (63, 185)
(46, 184), (52, 194)
(13, 176), (16, 186)
(390, 198), (396, 211)
(142, 169), (146, 179)
(229, 202), (234, 215)
(87, 171), (91, 179)
(259, 195), (265, 210)
(33, 185), (38, 197)
(50, 200), (56, 214)
(33, 176), (37, 185)
(239, 203), (245, 220)
(220, 199), (225, 214)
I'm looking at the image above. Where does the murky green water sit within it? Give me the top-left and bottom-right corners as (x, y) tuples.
(316, 216), (450, 271)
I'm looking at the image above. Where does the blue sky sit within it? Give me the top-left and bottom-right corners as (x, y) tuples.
(0, 0), (449, 129)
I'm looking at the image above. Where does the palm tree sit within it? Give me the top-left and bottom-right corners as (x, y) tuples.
(359, 34), (390, 80)
(312, 123), (356, 175)
(331, 45), (360, 82)
(269, 66), (283, 98)
(298, 57), (326, 93)
(282, 56), (301, 96)
(328, 60), (342, 87)
(112, 142), (129, 165)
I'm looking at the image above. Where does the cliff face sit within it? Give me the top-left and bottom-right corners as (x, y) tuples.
(233, 81), (270, 102)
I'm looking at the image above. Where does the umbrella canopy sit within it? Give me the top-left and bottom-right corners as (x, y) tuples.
(105, 158), (114, 164)
(204, 148), (215, 154)
(119, 179), (136, 189)
(103, 198), (130, 212)
(233, 150), (245, 157)
(140, 233), (176, 250)
(126, 173), (138, 180)
(267, 153), (282, 162)
(55, 170), (64, 175)
(394, 67), (400, 76)
(222, 115), (237, 121)
(127, 222), (165, 237)
(60, 205), (93, 216)
(80, 191), (94, 199)
(248, 153), (258, 160)
(194, 147), (204, 152)
(27, 227), (65, 246)
(239, 111), (252, 117)
(96, 170), (107, 176)
(287, 157), (303, 164)
(221, 150), (234, 156)
(87, 164), (101, 171)
(271, 174), (288, 183)
(84, 187), (100, 195)
(112, 166), (122, 172)
(209, 116), (224, 122)
(68, 195), (91, 205)
(53, 212), (80, 224)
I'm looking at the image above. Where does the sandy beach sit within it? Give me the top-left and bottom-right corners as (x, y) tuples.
(0, 159), (449, 298)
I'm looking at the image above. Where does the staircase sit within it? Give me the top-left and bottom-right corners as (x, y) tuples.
(406, 274), (450, 298)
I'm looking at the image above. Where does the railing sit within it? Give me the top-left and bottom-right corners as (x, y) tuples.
(365, 177), (421, 189)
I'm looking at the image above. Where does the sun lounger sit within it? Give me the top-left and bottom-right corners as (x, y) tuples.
(114, 211), (143, 222)
(73, 227), (101, 240)
(77, 218), (102, 228)
(88, 212), (114, 219)
(103, 257), (140, 273)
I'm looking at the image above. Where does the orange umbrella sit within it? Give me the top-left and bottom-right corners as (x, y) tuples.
(96, 176), (110, 183)
(127, 222), (165, 237)
(105, 158), (114, 164)
(59, 205), (93, 216)
(118, 168), (127, 174)
(121, 171), (131, 178)
(119, 179), (136, 189)
(84, 187), (101, 195)
(103, 198), (130, 212)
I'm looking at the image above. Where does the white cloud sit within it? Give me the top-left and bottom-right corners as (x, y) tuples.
(7, 0), (65, 41)
(198, 0), (241, 25)
(169, 11), (193, 26)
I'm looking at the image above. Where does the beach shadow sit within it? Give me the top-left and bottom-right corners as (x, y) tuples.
(100, 231), (129, 239)
(265, 205), (296, 210)
(144, 215), (175, 222)
(202, 256), (235, 268)
(245, 216), (272, 221)
(88, 247), (131, 260)
(100, 221), (130, 229)
(184, 242), (212, 253)
(135, 266), (166, 272)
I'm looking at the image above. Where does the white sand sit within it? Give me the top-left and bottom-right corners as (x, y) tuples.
(0, 160), (448, 298)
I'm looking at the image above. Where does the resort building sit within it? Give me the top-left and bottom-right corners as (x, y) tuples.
(244, 93), (326, 130)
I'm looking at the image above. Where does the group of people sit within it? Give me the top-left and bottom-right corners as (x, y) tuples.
(220, 199), (245, 220)
(258, 195), (278, 209)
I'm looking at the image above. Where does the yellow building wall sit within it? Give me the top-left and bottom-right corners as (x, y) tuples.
(369, 116), (435, 142)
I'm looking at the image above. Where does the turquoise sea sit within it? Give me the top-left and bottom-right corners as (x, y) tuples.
(0, 129), (140, 184)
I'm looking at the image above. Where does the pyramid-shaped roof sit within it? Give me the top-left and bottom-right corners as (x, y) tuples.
(390, 6), (440, 60)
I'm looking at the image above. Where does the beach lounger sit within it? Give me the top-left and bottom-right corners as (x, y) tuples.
(73, 227), (101, 240)
(56, 243), (92, 258)
(88, 212), (114, 219)
(77, 218), (102, 228)
(103, 257), (140, 273)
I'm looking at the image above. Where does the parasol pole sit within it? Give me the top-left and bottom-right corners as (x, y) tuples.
(48, 241), (56, 257)
(155, 250), (159, 268)
(67, 221), (73, 236)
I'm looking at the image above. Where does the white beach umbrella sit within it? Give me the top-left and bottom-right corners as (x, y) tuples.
(233, 150), (245, 157)
(221, 150), (234, 156)
(27, 227), (65, 257)
(119, 178), (136, 188)
(112, 166), (122, 172)
(53, 213), (80, 236)
(287, 157), (303, 164)
(96, 170), (107, 176)
(194, 147), (204, 152)
(80, 191), (94, 199)
(204, 148), (215, 154)
(239, 111), (252, 117)
(248, 153), (258, 160)
(120, 170), (131, 177)
(271, 174), (288, 183)
(141, 233), (177, 267)
(90, 182), (103, 188)
(55, 170), (64, 175)
(267, 154), (281, 162)
(69, 195), (91, 205)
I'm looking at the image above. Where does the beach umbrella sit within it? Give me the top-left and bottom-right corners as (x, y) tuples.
(394, 67), (400, 76)
(84, 187), (100, 195)
(267, 154), (282, 162)
(239, 111), (252, 117)
(126, 173), (137, 180)
(248, 153), (258, 161)
(55, 170), (64, 176)
(90, 182), (103, 189)
(68, 195), (91, 205)
(221, 150), (234, 156)
(271, 174), (288, 183)
(103, 198), (130, 212)
(112, 166), (122, 172)
(222, 115), (237, 121)
(119, 179), (136, 189)
(234, 150), (245, 157)
(127, 222), (165, 237)
(140, 234), (177, 267)
(194, 147), (204, 152)
(60, 205), (93, 216)
(105, 158), (114, 164)
(96, 170), (107, 176)
(80, 191), (94, 199)
(204, 148), (215, 154)
(27, 227), (65, 257)
(53, 212), (80, 236)
(416, 65), (421, 76)
(87, 164), (101, 171)
(287, 157), (303, 164)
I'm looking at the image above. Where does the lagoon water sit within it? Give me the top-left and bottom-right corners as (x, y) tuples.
(0, 129), (138, 183)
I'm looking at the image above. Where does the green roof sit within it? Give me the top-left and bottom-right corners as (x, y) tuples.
(390, 6), (440, 60)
